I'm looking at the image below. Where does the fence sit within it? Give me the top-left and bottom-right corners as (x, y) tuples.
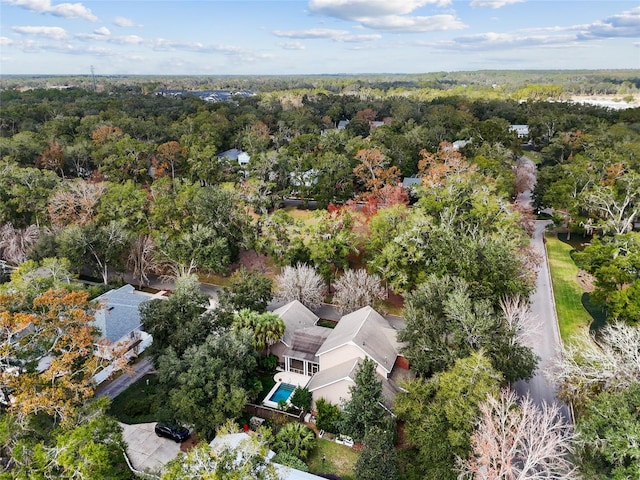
(243, 404), (304, 423)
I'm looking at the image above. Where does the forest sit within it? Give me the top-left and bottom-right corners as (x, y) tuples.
(0, 71), (639, 479)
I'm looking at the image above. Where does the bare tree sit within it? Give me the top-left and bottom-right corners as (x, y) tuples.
(499, 295), (541, 348)
(457, 389), (577, 480)
(274, 263), (325, 310)
(127, 234), (157, 286)
(47, 180), (106, 229)
(582, 173), (640, 235)
(549, 322), (640, 408)
(333, 268), (386, 314)
(0, 223), (39, 265)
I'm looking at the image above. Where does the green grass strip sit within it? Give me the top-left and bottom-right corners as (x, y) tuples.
(545, 233), (593, 341)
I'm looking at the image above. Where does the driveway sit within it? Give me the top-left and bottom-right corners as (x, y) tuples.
(95, 357), (154, 400)
(119, 422), (182, 474)
(514, 220), (571, 421)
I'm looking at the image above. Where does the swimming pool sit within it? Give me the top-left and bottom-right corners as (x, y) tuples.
(268, 383), (296, 403)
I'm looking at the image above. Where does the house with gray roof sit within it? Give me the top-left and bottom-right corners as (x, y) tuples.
(272, 301), (407, 409)
(92, 284), (155, 360)
(217, 148), (250, 165)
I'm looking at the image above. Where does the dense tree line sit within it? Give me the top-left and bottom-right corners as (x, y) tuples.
(1, 77), (639, 479)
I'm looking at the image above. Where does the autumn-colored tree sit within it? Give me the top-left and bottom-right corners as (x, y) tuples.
(37, 140), (65, 177)
(353, 148), (401, 193)
(417, 142), (478, 188)
(0, 289), (108, 424)
(91, 125), (122, 146)
(355, 108), (377, 123)
(47, 179), (106, 229)
(155, 140), (186, 182)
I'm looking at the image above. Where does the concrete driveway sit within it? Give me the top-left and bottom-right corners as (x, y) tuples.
(119, 422), (182, 473)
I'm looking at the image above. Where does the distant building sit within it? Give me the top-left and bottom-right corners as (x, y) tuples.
(510, 124), (530, 138)
(337, 120), (350, 130)
(217, 148), (250, 165)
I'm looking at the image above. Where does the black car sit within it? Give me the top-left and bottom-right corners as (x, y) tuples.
(154, 423), (190, 442)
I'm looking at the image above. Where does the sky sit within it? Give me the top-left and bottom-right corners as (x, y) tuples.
(0, 0), (639, 75)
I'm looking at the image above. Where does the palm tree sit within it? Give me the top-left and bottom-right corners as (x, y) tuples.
(255, 312), (285, 355)
(274, 422), (316, 460)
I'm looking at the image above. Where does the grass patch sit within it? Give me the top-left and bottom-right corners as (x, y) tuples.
(107, 374), (160, 424)
(307, 438), (359, 480)
(254, 371), (276, 401)
(283, 206), (320, 227)
(545, 233), (594, 341)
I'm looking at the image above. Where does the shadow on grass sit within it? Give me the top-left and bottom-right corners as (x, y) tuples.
(107, 373), (160, 424)
(582, 292), (607, 332)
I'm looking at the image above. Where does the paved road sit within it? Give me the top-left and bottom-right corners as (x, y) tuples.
(514, 220), (571, 421)
(95, 357), (155, 400)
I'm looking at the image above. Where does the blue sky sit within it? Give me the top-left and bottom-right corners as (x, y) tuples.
(1, 0), (639, 75)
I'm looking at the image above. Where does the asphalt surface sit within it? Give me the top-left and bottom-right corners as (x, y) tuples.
(514, 220), (571, 421)
(95, 357), (154, 400)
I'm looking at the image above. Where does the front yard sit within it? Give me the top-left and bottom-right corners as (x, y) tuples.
(545, 232), (595, 341)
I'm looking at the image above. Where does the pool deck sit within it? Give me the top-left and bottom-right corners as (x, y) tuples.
(262, 372), (311, 409)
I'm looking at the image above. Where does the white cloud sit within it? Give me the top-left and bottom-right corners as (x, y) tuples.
(273, 28), (350, 39)
(579, 6), (640, 39)
(470, 0), (524, 8)
(12, 25), (68, 40)
(273, 28), (382, 42)
(278, 41), (306, 50)
(428, 31), (578, 51)
(0, 36), (14, 45)
(358, 14), (466, 32)
(308, 0), (463, 33)
(113, 16), (142, 28)
(110, 35), (144, 45)
(151, 38), (270, 63)
(94, 26), (110, 36)
(3, 0), (98, 22)
(340, 34), (382, 42)
(308, 0), (450, 20)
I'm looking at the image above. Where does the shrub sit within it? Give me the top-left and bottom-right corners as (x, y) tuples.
(315, 398), (341, 434)
(272, 452), (309, 472)
(290, 387), (312, 412)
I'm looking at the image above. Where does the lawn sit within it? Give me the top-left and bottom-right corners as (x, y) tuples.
(545, 233), (594, 341)
(307, 438), (359, 480)
(107, 374), (160, 424)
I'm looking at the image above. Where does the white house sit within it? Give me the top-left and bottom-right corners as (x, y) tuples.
(510, 124), (530, 138)
(217, 148), (250, 165)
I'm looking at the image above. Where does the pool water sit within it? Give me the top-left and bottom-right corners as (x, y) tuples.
(269, 383), (296, 403)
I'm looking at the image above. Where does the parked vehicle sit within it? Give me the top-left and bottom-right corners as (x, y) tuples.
(154, 422), (190, 442)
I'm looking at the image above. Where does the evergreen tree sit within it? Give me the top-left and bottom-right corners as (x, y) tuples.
(339, 357), (386, 441)
(355, 426), (398, 480)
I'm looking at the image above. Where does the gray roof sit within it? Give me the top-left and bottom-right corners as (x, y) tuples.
(402, 176), (422, 188)
(217, 148), (243, 160)
(316, 306), (398, 374)
(273, 300), (319, 346)
(283, 326), (332, 362)
(92, 285), (150, 342)
(306, 358), (360, 393)
(307, 357), (403, 409)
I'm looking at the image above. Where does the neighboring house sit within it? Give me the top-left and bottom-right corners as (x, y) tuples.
(272, 301), (407, 409)
(402, 176), (422, 199)
(92, 284), (154, 361)
(510, 124), (530, 138)
(210, 432), (325, 480)
(337, 120), (350, 130)
(217, 148), (250, 165)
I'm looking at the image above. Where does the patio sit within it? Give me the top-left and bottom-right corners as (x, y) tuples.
(262, 371), (311, 409)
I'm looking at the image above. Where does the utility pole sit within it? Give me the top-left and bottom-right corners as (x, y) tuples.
(90, 65), (97, 92)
